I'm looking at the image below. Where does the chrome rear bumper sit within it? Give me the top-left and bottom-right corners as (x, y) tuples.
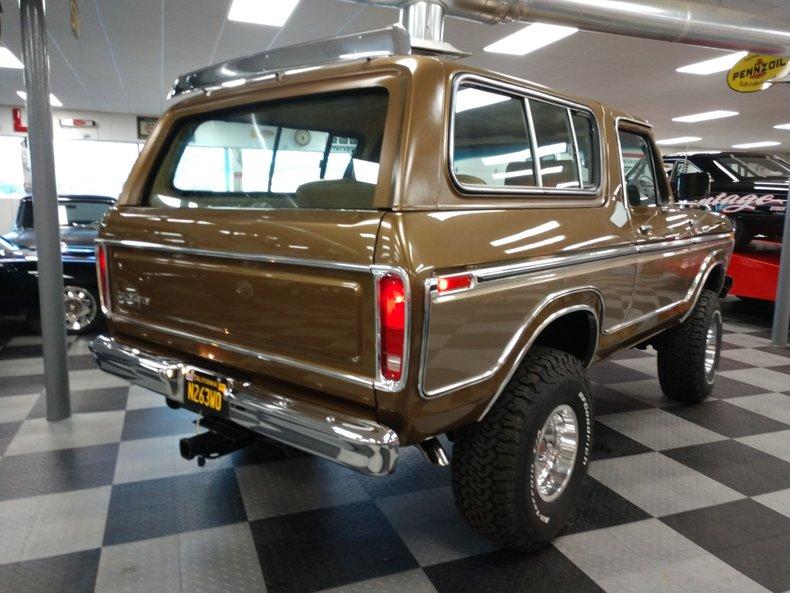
(89, 335), (399, 476)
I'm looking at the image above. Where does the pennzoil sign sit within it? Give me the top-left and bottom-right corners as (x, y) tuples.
(727, 54), (790, 93)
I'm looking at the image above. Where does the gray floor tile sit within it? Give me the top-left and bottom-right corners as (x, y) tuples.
(68, 368), (129, 391)
(719, 369), (790, 394)
(179, 523), (266, 593)
(376, 486), (494, 566)
(753, 488), (790, 519)
(0, 394), (39, 424)
(236, 456), (369, 520)
(720, 348), (790, 368)
(317, 569), (438, 593)
(589, 452), (744, 516)
(611, 357), (659, 377)
(737, 430), (790, 463)
(0, 549), (100, 593)
(0, 357), (44, 377)
(3, 411), (125, 456)
(722, 333), (772, 348)
(0, 495), (44, 564)
(599, 408), (726, 450)
(728, 393), (790, 425)
(94, 535), (181, 593)
(124, 385), (166, 411)
(22, 486), (111, 561)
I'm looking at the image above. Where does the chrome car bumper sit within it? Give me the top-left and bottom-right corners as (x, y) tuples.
(89, 335), (399, 476)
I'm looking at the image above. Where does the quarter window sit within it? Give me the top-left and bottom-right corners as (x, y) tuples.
(619, 130), (660, 207)
(571, 111), (597, 189)
(529, 100), (580, 189)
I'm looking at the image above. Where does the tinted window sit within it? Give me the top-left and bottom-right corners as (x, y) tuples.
(619, 131), (659, 207)
(529, 100), (580, 189)
(151, 89), (387, 210)
(571, 111), (597, 189)
(18, 199), (111, 229)
(452, 85), (535, 187)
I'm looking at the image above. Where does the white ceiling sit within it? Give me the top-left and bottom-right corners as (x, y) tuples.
(0, 0), (788, 151)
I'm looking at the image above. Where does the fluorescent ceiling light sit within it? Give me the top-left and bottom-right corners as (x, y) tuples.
(455, 87), (509, 113)
(731, 141), (781, 149)
(676, 51), (747, 75)
(16, 90), (62, 107)
(0, 47), (24, 69)
(673, 110), (738, 123)
(485, 23), (578, 56)
(774, 123), (790, 130)
(655, 136), (702, 146)
(228, 0), (299, 27)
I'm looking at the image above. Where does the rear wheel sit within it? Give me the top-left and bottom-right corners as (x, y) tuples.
(655, 290), (722, 403)
(451, 347), (593, 551)
(64, 285), (101, 334)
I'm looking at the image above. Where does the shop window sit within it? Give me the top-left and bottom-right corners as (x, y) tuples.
(452, 85), (536, 188)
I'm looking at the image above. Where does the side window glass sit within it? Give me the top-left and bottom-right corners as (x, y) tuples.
(529, 100), (580, 189)
(452, 85), (535, 188)
(618, 130), (659, 208)
(570, 111), (597, 189)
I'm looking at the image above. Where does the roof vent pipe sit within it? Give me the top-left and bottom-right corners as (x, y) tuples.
(347, 0), (790, 56)
(400, 1), (446, 43)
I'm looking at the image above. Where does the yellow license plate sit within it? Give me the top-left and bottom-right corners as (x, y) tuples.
(183, 369), (228, 416)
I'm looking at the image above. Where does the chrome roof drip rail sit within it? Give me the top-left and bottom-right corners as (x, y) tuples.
(168, 25), (413, 100)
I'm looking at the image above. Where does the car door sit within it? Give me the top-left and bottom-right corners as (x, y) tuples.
(617, 123), (700, 325)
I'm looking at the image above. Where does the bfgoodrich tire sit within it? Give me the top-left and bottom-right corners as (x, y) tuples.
(655, 290), (722, 403)
(451, 347), (593, 551)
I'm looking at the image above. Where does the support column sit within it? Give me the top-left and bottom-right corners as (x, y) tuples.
(20, 0), (71, 420)
(771, 186), (790, 347)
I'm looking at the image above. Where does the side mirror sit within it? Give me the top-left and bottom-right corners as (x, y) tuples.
(675, 172), (711, 201)
(626, 184), (643, 207)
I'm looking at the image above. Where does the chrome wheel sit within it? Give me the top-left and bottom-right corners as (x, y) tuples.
(704, 311), (721, 382)
(63, 286), (97, 332)
(533, 403), (579, 503)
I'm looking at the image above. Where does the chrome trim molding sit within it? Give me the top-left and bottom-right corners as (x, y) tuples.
(96, 238), (372, 273)
(89, 335), (399, 476)
(109, 313), (373, 388)
(447, 73), (605, 198)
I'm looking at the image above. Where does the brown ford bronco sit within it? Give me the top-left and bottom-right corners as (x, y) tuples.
(91, 27), (733, 550)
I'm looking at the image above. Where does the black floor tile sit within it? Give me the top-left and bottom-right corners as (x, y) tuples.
(0, 549), (99, 593)
(0, 421), (21, 456)
(661, 499), (790, 553)
(609, 348), (655, 360)
(425, 546), (605, 593)
(250, 500), (418, 593)
(103, 468), (247, 545)
(0, 443), (118, 500)
(28, 387), (129, 419)
(564, 476), (650, 534)
(120, 405), (196, 441)
(0, 344), (43, 360)
(667, 400), (788, 438)
(717, 356), (755, 372)
(716, 532), (790, 593)
(591, 384), (652, 416)
(709, 375), (773, 399)
(589, 361), (652, 385)
(755, 345), (790, 358)
(0, 373), (45, 396)
(664, 440), (790, 496)
(591, 422), (652, 461)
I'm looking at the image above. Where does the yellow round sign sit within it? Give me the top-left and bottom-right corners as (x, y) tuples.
(727, 53), (790, 93)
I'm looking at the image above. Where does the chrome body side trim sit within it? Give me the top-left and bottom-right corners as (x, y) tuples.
(89, 335), (399, 476)
(448, 73), (605, 197)
(108, 313), (373, 387)
(477, 303), (600, 420)
(96, 238), (372, 273)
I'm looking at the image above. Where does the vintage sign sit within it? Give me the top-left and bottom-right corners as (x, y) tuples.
(699, 192), (786, 213)
(727, 53), (790, 93)
(137, 116), (159, 140)
(59, 118), (96, 128)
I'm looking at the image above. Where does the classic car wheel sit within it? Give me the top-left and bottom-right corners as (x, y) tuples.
(451, 347), (593, 551)
(655, 290), (722, 403)
(63, 285), (100, 334)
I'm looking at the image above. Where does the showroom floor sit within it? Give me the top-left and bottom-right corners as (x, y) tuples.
(0, 300), (788, 593)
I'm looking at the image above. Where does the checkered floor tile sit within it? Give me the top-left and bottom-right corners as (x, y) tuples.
(0, 299), (789, 593)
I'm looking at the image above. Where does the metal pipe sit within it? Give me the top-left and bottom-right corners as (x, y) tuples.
(771, 185), (790, 347)
(346, 0), (790, 55)
(20, 0), (71, 421)
(400, 1), (446, 43)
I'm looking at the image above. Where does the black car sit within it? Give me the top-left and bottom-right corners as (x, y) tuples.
(1, 195), (115, 333)
(663, 152), (788, 248)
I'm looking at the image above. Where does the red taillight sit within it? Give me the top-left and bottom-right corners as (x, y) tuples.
(96, 245), (110, 313)
(437, 273), (474, 294)
(378, 273), (406, 383)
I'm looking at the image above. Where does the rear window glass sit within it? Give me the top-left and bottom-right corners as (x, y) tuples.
(149, 88), (388, 210)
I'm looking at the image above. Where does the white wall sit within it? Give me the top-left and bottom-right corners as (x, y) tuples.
(0, 105), (150, 142)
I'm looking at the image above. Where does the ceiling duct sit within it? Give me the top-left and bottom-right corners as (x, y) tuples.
(353, 0), (790, 56)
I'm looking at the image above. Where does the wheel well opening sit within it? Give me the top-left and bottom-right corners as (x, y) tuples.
(703, 265), (726, 295)
(532, 310), (597, 366)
